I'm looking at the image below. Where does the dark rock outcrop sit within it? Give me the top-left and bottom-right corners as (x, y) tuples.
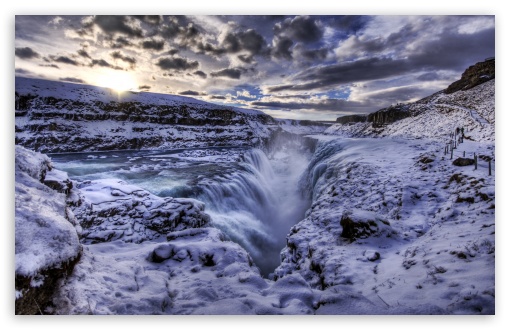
(445, 58), (495, 94)
(15, 256), (81, 314)
(367, 104), (412, 126)
(336, 114), (367, 125)
(452, 158), (475, 166)
(340, 209), (392, 241)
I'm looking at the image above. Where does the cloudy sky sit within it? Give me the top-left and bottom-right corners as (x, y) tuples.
(15, 15), (494, 121)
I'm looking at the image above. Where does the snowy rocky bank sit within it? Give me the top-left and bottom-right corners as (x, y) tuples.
(15, 146), (82, 314)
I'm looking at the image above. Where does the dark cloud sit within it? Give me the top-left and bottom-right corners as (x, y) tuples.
(252, 98), (370, 113)
(337, 24), (419, 60)
(168, 49), (179, 56)
(60, 77), (85, 83)
(15, 68), (31, 75)
(90, 59), (112, 67)
(51, 55), (80, 66)
(417, 72), (440, 81)
(142, 39), (165, 51)
(39, 64), (60, 69)
(238, 54), (254, 63)
(272, 37), (293, 60)
(268, 27), (495, 93)
(196, 42), (225, 56)
(111, 51), (136, 68)
(159, 18), (183, 39)
(156, 56), (199, 71)
(132, 15), (162, 25)
(179, 90), (203, 96)
(274, 16), (323, 43)
(210, 95), (226, 100)
(15, 47), (40, 59)
(77, 49), (91, 58)
(294, 44), (328, 61)
(138, 84), (151, 90)
(330, 15), (371, 37)
(407, 28), (495, 71)
(193, 70), (207, 79)
(93, 16), (144, 38)
(211, 68), (242, 79)
(222, 29), (267, 55)
(110, 36), (133, 48)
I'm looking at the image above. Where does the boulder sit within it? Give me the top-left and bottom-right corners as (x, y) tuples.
(340, 209), (392, 241)
(452, 158), (475, 166)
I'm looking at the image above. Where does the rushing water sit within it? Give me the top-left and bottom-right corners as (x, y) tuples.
(50, 146), (311, 276)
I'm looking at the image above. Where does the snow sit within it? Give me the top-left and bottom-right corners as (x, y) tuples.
(52, 227), (319, 315)
(275, 135), (495, 314)
(72, 179), (211, 244)
(15, 146), (81, 278)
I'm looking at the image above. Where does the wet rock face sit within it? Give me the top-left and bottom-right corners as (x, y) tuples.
(445, 59), (495, 94)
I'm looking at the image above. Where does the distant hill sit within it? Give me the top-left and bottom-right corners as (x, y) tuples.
(331, 60), (495, 143)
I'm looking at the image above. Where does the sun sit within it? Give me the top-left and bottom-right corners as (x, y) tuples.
(96, 70), (138, 93)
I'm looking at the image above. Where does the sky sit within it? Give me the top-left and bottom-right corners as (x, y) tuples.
(15, 15), (495, 121)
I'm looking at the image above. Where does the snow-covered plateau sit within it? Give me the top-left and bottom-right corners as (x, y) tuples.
(14, 70), (495, 314)
(15, 77), (328, 153)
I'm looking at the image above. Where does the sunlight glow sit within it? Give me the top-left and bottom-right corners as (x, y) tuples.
(95, 71), (138, 93)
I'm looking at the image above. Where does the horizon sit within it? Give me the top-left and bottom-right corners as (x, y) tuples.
(15, 15), (495, 121)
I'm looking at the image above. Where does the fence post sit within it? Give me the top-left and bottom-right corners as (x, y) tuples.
(463, 151), (465, 157)
(488, 159), (491, 176)
(451, 144), (453, 160)
(444, 145), (447, 155)
(474, 154), (477, 170)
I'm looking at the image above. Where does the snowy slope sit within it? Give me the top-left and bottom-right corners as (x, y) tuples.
(326, 80), (495, 143)
(274, 136), (495, 314)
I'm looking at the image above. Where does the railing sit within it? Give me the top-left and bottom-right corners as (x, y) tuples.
(443, 128), (493, 176)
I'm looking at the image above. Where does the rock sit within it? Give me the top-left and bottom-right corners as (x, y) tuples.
(364, 250), (381, 262)
(367, 104), (412, 126)
(452, 158), (475, 166)
(336, 114), (367, 125)
(445, 58), (495, 94)
(15, 146), (82, 314)
(73, 179), (211, 244)
(44, 169), (73, 194)
(340, 209), (392, 241)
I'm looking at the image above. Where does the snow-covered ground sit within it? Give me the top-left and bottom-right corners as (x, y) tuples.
(275, 136), (495, 314)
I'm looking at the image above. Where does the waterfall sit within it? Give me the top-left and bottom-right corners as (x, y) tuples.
(197, 148), (310, 277)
